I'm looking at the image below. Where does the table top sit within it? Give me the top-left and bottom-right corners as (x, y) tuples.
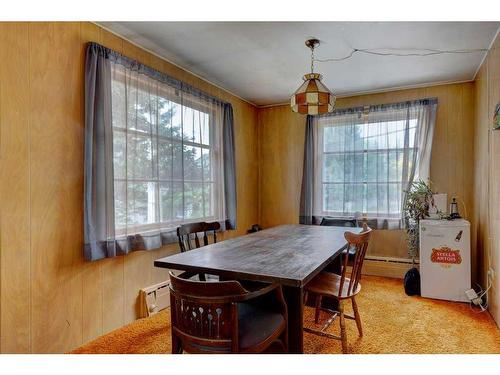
(154, 224), (362, 287)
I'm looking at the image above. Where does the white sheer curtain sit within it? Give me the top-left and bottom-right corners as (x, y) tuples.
(110, 61), (226, 250)
(311, 99), (437, 229)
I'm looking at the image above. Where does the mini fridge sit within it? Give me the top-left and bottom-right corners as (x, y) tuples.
(419, 219), (471, 302)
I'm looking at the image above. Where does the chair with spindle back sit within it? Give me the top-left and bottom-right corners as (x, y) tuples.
(304, 224), (372, 353)
(177, 221), (221, 252)
(169, 271), (288, 354)
(319, 216), (358, 265)
(177, 221), (221, 281)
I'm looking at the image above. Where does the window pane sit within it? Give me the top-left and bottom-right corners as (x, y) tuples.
(344, 124), (364, 151)
(159, 182), (172, 222)
(114, 180), (126, 229)
(200, 113), (210, 145)
(344, 184), (364, 213)
(324, 126), (345, 152)
(172, 182), (184, 221)
(202, 148), (212, 181)
(184, 146), (203, 181)
(127, 133), (154, 179)
(184, 182), (204, 220)
(388, 150), (400, 182)
(387, 121), (398, 149)
(366, 152), (377, 182)
(366, 183), (378, 213)
(172, 142), (183, 180)
(158, 98), (175, 137)
(182, 106), (195, 141)
(323, 154), (344, 182)
(367, 121), (388, 150)
(354, 153), (365, 182)
(127, 182), (157, 226)
(129, 77), (156, 134)
(388, 183), (401, 214)
(111, 77), (126, 129)
(170, 103), (183, 141)
(377, 184), (388, 213)
(409, 124), (416, 148)
(203, 183), (213, 217)
(158, 141), (172, 180)
(113, 130), (126, 179)
(395, 120), (405, 148)
(191, 109), (208, 144)
(323, 184), (343, 212)
(377, 152), (388, 182)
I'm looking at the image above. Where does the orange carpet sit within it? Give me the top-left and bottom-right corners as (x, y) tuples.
(72, 276), (500, 354)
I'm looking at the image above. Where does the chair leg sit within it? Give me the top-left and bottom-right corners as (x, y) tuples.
(172, 333), (182, 354)
(339, 301), (348, 354)
(280, 328), (289, 353)
(351, 297), (363, 337)
(314, 295), (322, 324)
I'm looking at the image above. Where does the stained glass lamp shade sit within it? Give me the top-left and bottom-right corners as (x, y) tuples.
(291, 39), (336, 115)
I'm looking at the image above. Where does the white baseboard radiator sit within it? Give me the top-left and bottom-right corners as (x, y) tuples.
(361, 256), (419, 279)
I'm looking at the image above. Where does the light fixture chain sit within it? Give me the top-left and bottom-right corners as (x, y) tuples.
(311, 45), (315, 73)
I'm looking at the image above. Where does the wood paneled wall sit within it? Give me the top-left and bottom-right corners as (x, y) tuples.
(473, 32), (500, 326)
(0, 22), (259, 353)
(258, 83), (475, 261)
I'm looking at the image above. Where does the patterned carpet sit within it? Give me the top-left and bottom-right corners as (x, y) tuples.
(72, 276), (500, 354)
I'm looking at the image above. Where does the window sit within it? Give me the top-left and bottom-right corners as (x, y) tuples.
(315, 110), (418, 219)
(111, 66), (224, 236)
(84, 42), (237, 260)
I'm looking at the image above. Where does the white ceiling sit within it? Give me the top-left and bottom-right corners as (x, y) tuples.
(99, 22), (499, 106)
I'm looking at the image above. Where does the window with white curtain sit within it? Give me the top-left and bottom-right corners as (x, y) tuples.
(314, 109), (418, 219)
(111, 65), (224, 236)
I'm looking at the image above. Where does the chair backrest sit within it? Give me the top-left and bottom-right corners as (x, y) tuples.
(177, 221), (221, 252)
(320, 216), (357, 227)
(169, 271), (248, 353)
(338, 224), (372, 297)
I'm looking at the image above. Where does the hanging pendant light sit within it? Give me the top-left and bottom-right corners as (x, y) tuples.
(291, 38), (335, 115)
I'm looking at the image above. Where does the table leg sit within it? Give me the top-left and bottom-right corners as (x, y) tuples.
(283, 285), (304, 354)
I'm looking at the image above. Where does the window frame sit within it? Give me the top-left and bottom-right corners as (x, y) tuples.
(315, 111), (419, 219)
(111, 69), (224, 236)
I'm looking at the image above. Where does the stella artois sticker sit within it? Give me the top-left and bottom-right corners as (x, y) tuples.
(431, 246), (462, 267)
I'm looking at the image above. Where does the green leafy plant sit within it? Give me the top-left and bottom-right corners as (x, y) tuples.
(403, 180), (434, 262)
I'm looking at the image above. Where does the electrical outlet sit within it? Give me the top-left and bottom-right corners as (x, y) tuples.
(488, 268), (495, 280)
(465, 288), (479, 301)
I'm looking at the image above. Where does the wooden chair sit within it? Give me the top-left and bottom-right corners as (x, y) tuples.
(304, 224), (372, 353)
(319, 217), (357, 265)
(177, 221), (221, 252)
(177, 221), (221, 281)
(169, 271), (288, 354)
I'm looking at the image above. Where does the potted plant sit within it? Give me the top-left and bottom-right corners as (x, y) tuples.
(402, 179), (434, 295)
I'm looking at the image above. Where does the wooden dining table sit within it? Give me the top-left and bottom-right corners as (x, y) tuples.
(154, 224), (362, 353)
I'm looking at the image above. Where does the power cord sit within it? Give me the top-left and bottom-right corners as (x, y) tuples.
(314, 48), (489, 63)
(469, 280), (491, 313)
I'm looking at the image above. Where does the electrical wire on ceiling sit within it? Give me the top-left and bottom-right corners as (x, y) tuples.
(314, 48), (489, 63)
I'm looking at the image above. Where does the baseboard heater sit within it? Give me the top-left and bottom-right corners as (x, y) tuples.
(362, 256), (419, 279)
(365, 255), (419, 264)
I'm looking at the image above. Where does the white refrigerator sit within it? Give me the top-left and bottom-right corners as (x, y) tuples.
(419, 219), (471, 302)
